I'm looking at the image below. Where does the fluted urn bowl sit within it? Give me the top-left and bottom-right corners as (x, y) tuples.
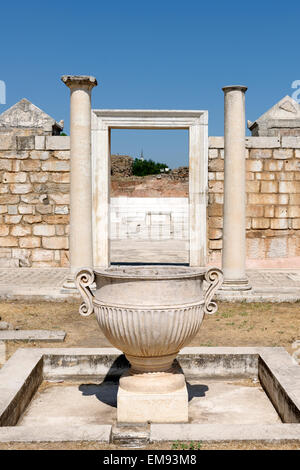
(76, 265), (223, 375)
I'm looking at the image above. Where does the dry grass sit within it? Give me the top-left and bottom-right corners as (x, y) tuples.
(0, 300), (300, 451)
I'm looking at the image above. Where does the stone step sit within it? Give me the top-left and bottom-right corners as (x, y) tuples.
(0, 330), (66, 342)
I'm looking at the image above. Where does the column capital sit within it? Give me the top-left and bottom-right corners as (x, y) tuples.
(61, 75), (98, 90)
(222, 85), (247, 93)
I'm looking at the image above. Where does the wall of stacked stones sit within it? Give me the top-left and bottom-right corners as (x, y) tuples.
(0, 134), (70, 267)
(208, 136), (300, 264)
(1, 132), (300, 267)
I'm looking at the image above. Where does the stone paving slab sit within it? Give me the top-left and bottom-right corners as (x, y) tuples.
(0, 267), (299, 301)
(0, 425), (112, 443)
(0, 330), (66, 342)
(150, 423), (300, 442)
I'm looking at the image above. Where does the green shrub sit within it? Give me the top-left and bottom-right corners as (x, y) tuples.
(132, 158), (168, 176)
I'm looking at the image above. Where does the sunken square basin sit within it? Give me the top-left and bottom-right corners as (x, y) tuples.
(0, 347), (300, 444)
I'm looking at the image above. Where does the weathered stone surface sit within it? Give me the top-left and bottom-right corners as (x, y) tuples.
(49, 172), (70, 183)
(8, 205), (19, 216)
(209, 239), (222, 249)
(41, 160), (70, 172)
(54, 205), (68, 215)
(270, 218), (289, 230)
(4, 215), (22, 224)
(0, 185), (8, 194)
(19, 237), (41, 248)
(246, 205), (264, 217)
(208, 181), (223, 193)
(55, 225), (65, 236)
(0, 225), (9, 236)
(42, 236), (68, 249)
(31, 248), (54, 261)
(255, 172), (275, 180)
(246, 160), (263, 172)
(10, 226), (31, 237)
(35, 204), (53, 215)
(2, 172), (27, 183)
(264, 206), (275, 217)
(273, 148), (294, 159)
(208, 148), (218, 159)
(264, 160), (284, 171)
(279, 181), (300, 193)
(45, 136), (70, 150)
(0, 330), (66, 342)
(53, 151), (70, 160)
(208, 136), (224, 148)
(35, 136), (45, 150)
(209, 217), (223, 228)
(276, 171), (294, 181)
(0, 160), (12, 171)
(10, 183), (32, 194)
(245, 137), (280, 148)
(252, 218), (270, 229)
(0, 237), (18, 247)
(208, 159), (224, 171)
(16, 136), (35, 150)
(29, 173), (49, 183)
(208, 228), (222, 239)
(284, 159), (300, 171)
(29, 151), (49, 161)
(0, 341), (5, 364)
(0, 195), (19, 204)
(0, 134), (16, 150)
(33, 225), (55, 236)
(23, 215), (42, 224)
(248, 193), (278, 205)
(260, 181), (278, 193)
(249, 149), (272, 159)
(246, 181), (260, 192)
(43, 215), (69, 224)
(282, 136), (300, 148)
(8, 204), (20, 215)
(48, 193), (69, 204)
(20, 160), (41, 171)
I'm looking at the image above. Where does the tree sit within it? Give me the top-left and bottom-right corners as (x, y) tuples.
(132, 158), (168, 176)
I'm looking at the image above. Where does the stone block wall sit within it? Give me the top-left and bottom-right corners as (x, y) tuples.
(0, 131), (300, 268)
(208, 136), (300, 266)
(0, 135), (70, 267)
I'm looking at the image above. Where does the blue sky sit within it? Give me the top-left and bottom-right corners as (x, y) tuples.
(1, 0), (300, 168)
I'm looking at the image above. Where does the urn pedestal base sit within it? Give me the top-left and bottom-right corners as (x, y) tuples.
(117, 385), (188, 424)
(117, 365), (188, 424)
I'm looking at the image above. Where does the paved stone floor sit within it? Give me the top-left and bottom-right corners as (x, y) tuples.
(0, 240), (299, 301)
(18, 378), (280, 427)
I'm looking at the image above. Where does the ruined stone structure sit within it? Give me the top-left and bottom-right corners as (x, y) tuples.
(248, 95), (300, 137)
(0, 98), (63, 136)
(1, 93), (300, 269)
(111, 154), (133, 177)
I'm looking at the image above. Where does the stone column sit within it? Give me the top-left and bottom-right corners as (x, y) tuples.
(61, 75), (97, 288)
(221, 85), (251, 291)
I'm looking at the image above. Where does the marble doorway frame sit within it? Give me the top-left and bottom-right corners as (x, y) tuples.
(91, 109), (208, 268)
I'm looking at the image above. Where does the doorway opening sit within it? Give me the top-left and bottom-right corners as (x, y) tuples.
(110, 129), (189, 264)
(91, 109), (208, 268)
